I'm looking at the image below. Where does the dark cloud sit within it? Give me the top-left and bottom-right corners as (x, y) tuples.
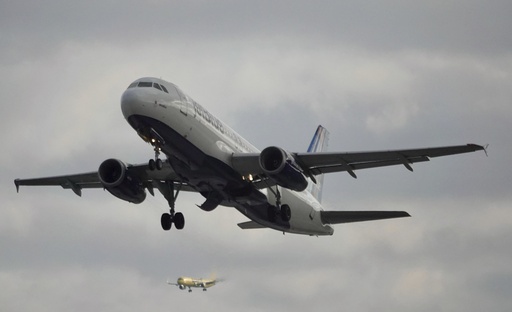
(3, 0), (512, 58)
(1, 1), (511, 311)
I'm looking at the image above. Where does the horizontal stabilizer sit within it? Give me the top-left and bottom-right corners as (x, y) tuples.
(238, 221), (267, 229)
(321, 210), (410, 224)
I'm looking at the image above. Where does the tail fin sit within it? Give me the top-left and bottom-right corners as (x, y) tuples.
(307, 125), (329, 202)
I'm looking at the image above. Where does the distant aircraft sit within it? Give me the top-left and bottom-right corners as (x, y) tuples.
(167, 276), (220, 292)
(14, 77), (486, 236)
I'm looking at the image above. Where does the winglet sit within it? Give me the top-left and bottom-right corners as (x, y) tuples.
(14, 179), (20, 193)
(483, 144), (489, 157)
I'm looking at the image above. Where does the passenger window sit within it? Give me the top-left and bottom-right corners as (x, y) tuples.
(138, 81), (152, 87)
(160, 84), (169, 93)
(153, 83), (162, 91)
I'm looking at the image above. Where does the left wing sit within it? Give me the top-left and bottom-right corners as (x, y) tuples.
(232, 144), (485, 182)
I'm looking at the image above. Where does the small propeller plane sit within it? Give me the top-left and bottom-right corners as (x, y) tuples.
(167, 276), (220, 292)
(14, 77), (485, 236)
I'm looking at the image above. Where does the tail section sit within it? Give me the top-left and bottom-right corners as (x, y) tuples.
(307, 125), (330, 153)
(307, 125), (329, 202)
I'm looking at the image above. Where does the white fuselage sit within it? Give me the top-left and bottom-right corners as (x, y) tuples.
(121, 77), (334, 235)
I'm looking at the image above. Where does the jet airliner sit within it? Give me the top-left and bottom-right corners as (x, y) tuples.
(167, 276), (220, 292)
(14, 77), (485, 236)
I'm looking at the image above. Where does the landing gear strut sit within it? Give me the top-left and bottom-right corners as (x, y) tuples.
(148, 145), (164, 171)
(147, 129), (164, 171)
(157, 180), (185, 231)
(266, 185), (291, 222)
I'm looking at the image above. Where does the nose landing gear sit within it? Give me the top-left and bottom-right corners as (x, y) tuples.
(146, 128), (165, 171)
(148, 145), (164, 171)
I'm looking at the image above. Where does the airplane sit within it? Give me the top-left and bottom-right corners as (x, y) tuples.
(167, 276), (221, 292)
(14, 77), (486, 236)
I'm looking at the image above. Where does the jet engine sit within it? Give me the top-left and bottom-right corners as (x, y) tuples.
(98, 158), (146, 204)
(259, 146), (308, 192)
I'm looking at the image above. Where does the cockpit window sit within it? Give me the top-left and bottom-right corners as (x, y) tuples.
(160, 84), (169, 93)
(127, 81), (170, 94)
(138, 81), (153, 87)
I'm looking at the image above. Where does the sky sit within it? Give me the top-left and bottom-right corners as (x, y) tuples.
(1, 1), (511, 311)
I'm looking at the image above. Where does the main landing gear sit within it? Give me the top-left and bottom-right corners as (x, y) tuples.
(266, 186), (291, 223)
(159, 181), (185, 231)
(161, 211), (185, 231)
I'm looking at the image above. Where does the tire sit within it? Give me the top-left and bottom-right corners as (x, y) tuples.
(148, 159), (156, 171)
(161, 213), (172, 231)
(280, 204), (291, 222)
(174, 212), (185, 230)
(156, 158), (163, 170)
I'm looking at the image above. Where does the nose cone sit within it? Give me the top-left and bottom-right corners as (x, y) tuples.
(120, 88), (140, 120)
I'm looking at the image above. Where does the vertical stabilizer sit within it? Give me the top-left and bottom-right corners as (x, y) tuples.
(307, 125), (329, 202)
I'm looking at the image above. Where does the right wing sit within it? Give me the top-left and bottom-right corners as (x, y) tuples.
(14, 162), (195, 196)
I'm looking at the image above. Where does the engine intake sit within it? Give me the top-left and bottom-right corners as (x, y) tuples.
(98, 159), (146, 204)
(259, 146), (308, 192)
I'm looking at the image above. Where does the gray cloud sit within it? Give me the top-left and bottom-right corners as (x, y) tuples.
(1, 1), (511, 311)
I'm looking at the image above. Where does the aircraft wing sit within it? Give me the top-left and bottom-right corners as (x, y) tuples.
(14, 162), (195, 196)
(232, 144), (485, 181)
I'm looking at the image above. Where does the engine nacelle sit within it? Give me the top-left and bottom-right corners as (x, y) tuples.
(98, 158), (146, 204)
(259, 146), (308, 192)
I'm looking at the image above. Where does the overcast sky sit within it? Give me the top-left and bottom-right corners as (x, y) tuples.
(1, 1), (511, 311)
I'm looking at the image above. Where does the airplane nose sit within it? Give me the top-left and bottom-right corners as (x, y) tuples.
(121, 88), (143, 119)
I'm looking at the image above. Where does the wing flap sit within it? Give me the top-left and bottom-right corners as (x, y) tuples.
(311, 156), (430, 175)
(297, 144), (484, 166)
(321, 210), (410, 224)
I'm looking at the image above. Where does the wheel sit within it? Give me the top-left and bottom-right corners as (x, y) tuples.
(280, 204), (291, 222)
(161, 213), (172, 231)
(156, 158), (163, 170)
(148, 159), (156, 171)
(174, 212), (185, 230)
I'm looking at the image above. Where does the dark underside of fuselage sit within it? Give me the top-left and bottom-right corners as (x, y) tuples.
(126, 115), (289, 229)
